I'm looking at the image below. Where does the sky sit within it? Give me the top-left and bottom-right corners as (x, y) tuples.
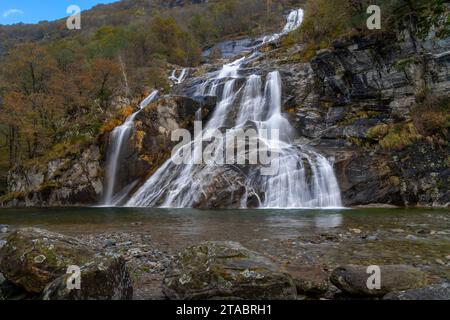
(0, 0), (119, 25)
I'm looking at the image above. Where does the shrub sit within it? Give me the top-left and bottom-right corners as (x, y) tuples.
(412, 96), (450, 137)
(379, 122), (422, 150)
(367, 124), (390, 140)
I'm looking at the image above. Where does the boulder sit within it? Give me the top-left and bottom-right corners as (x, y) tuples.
(0, 228), (133, 300)
(42, 255), (133, 300)
(330, 265), (429, 297)
(163, 241), (297, 300)
(284, 265), (329, 295)
(383, 281), (450, 300)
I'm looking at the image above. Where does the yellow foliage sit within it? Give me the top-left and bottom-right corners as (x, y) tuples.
(122, 106), (135, 118)
(101, 118), (123, 134)
(379, 123), (422, 150)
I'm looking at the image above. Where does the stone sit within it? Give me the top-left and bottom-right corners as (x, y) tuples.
(0, 228), (94, 293)
(330, 265), (429, 297)
(42, 255), (133, 300)
(0, 228), (133, 300)
(284, 265), (329, 295)
(0, 225), (9, 233)
(383, 281), (450, 300)
(163, 241), (297, 300)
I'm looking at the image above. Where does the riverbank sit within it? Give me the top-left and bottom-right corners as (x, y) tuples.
(0, 208), (448, 299)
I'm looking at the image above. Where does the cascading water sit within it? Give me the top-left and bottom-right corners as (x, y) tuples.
(101, 90), (158, 206)
(169, 68), (188, 85)
(262, 9), (304, 43)
(125, 9), (342, 208)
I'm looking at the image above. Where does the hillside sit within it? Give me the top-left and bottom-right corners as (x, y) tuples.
(0, 0), (302, 196)
(0, 0), (448, 207)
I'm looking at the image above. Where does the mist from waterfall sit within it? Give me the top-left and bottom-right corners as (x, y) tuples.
(101, 90), (158, 206)
(125, 8), (342, 209)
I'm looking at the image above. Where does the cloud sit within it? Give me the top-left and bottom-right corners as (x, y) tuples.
(3, 9), (24, 18)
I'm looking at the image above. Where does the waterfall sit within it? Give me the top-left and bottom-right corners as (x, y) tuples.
(101, 90), (158, 206)
(169, 68), (188, 85)
(263, 9), (304, 44)
(125, 9), (342, 209)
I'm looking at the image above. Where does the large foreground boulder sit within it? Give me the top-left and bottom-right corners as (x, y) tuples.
(0, 228), (133, 300)
(163, 241), (297, 300)
(330, 265), (429, 297)
(42, 255), (133, 300)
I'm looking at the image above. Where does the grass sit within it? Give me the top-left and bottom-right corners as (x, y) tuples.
(379, 123), (422, 150)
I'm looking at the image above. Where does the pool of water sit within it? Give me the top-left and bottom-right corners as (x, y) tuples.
(1, 207), (449, 279)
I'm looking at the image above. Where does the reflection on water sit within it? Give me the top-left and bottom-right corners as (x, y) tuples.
(314, 214), (343, 229)
(0, 207), (447, 241)
(0, 207), (449, 279)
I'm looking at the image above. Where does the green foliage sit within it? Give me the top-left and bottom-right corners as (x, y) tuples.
(367, 124), (391, 140)
(412, 96), (450, 138)
(282, 0), (449, 60)
(0, 0), (296, 174)
(379, 122), (422, 150)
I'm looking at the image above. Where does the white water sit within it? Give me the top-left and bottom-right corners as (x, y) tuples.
(169, 68), (188, 85)
(263, 9), (304, 44)
(125, 9), (342, 209)
(101, 90), (158, 206)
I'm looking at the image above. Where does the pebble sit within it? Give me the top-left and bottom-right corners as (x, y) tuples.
(435, 259), (445, 265)
(391, 229), (405, 233)
(0, 225), (9, 233)
(349, 228), (361, 234)
(0, 240), (6, 248)
(445, 255), (450, 260)
(405, 234), (418, 241)
(416, 229), (431, 235)
(104, 239), (116, 247)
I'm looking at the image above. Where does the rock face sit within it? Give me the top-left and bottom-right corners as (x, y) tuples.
(163, 241), (297, 300)
(275, 31), (450, 207)
(330, 265), (429, 297)
(2, 145), (103, 207)
(102, 95), (216, 201)
(383, 281), (450, 300)
(0, 228), (133, 300)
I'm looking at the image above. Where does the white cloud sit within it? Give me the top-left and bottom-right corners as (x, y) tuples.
(3, 9), (24, 18)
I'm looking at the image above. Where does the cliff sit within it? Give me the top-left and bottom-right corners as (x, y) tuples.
(2, 28), (449, 208)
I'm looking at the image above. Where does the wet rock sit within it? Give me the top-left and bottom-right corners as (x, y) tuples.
(383, 281), (450, 300)
(284, 265), (329, 295)
(0, 228), (133, 299)
(163, 241), (297, 300)
(42, 255), (133, 300)
(330, 265), (429, 297)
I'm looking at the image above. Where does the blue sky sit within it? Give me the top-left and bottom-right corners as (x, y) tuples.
(0, 0), (119, 25)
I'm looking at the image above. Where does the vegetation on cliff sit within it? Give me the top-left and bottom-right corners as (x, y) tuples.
(0, 0), (300, 195)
